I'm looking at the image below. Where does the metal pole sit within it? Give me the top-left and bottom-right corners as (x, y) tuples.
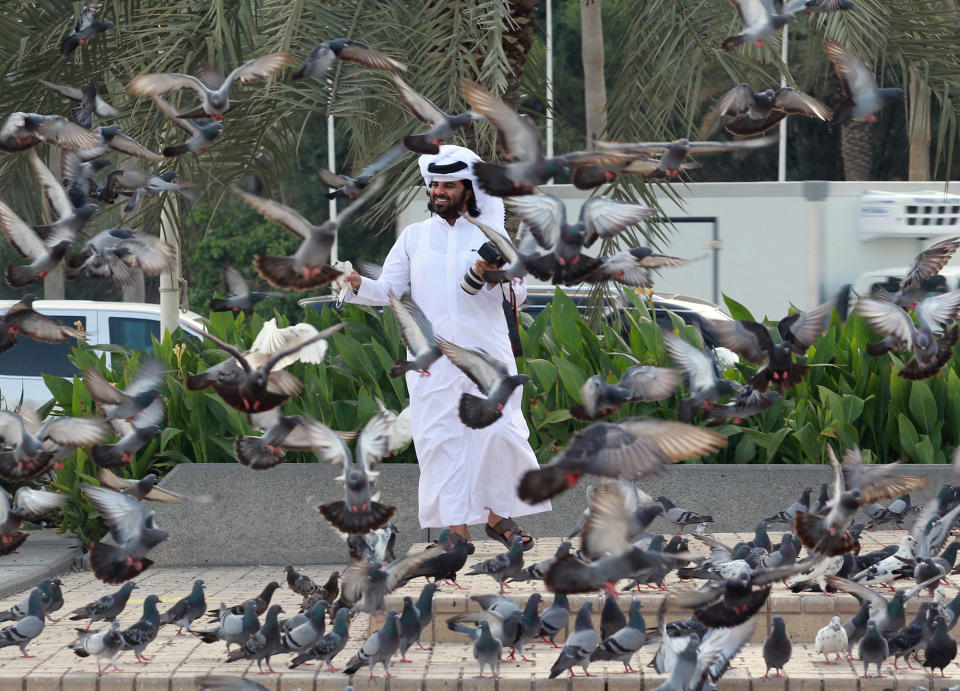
(159, 199), (180, 337)
(778, 25), (788, 182)
(545, 0), (554, 160)
(328, 113), (338, 264)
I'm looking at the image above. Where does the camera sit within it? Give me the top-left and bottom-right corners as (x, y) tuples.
(460, 241), (506, 295)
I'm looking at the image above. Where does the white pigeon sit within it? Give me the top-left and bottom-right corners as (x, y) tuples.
(814, 615), (848, 664)
(852, 535), (917, 587)
(247, 318), (331, 370)
(787, 554), (843, 594)
(69, 620), (123, 675)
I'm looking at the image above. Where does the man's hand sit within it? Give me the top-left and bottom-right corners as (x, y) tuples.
(345, 270), (362, 291)
(473, 259), (500, 285)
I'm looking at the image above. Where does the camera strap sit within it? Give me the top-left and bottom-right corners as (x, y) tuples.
(500, 281), (523, 357)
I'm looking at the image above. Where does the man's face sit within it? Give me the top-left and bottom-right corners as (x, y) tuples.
(429, 179), (470, 220)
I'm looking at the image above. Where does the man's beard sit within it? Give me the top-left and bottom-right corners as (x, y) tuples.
(428, 192), (466, 220)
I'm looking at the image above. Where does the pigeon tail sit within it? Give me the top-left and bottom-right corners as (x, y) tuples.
(318, 500), (396, 535)
(403, 134), (441, 156)
(90, 444), (130, 469)
(162, 143), (192, 158)
(720, 35), (746, 51)
(866, 341), (894, 357)
(5, 265), (40, 288)
(89, 542), (153, 584)
(518, 465), (576, 504)
(458, 393), (503, 429)
(389, 360), (414, 379)
(253, 254), (341, 291)
(472, 162), (531, 197)
(0, 532), (27, 557)
(523, 253), (559, 283)
(209, 298), (233, 312)
(234, 436), (287, 470)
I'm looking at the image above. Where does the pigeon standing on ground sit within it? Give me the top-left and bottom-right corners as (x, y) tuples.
(196, 601), (260, 653)
(0, 590), (45, 657)
(158, 579), (206, 635)
(290, 606), (351, 671)
(69, 621), (123, 675)
(762, 616), (792, 680)
(600, 593), (626, 641)
(119, 594), (160, 664)
(923, 616), (957, 678)
(226, 604), (284, 674)
(342, 609), (400, 680)
(68, 582), (138, 630)
(279, 600), (326, 656)
(396, 597), (421, 663)
(764, 487), (812, 524)
(857, 621), (889, 678)
(549, 602), (598, 678)
(590, 599), (647, 673)
(465, 535), (525, 593)
(658, 496), (713, 534)
(814, 615), (848, 664)
(538, 592), (570, 647)
(842, 601), (870, 658)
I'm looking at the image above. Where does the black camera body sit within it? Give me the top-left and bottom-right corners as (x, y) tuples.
(461, 241), (506, 294)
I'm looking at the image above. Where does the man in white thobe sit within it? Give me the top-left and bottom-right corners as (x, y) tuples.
(339, 145), (550, 548)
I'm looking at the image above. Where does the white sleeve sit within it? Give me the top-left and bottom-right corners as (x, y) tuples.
(343, 230), (411, 306)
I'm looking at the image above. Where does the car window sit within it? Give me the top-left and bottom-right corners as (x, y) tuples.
(0, 315), (86, 377)
(109, 317), (160, 353)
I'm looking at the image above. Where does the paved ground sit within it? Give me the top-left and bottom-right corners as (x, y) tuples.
(0, 530), (954, 689)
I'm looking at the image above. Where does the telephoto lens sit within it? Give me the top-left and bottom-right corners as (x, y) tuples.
(460, 241), (505, 295)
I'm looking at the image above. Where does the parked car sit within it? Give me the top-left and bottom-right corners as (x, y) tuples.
(0, 300), (206, 409)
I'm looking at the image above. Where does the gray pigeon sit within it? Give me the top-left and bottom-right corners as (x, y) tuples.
(289, 606), (350, 671)
(508, 593), (542, 662)
(600, 593), (627, 641)
(293, 38), (405, 82)
(658, 495), (714, 534)
(538, 592), (570, 647)
(720, 0), (795, 51)
(761, 615), (792, 679)
(590, 599), (646, 672)
(472, 620), (503, 679)
(660, 329), (740, 422)
(0, 590), (45, 657)
(396, 596), (421, 663)
(764, 487), (812, 524)
(210, 266), (282, 314)
(652, 636), (699, 690)
(465, 535), (525, 592)
(412, 581), (438, 650)
(89, 401), (164, 469)
(826, 40), (904, 128)
(342, 609), (400, 680)
(338, 544), (440, 614)
(842, 600), (870, 657)
(0, 579), (58, 623)
(392, 74), (483, 155)
(226, 604), (284, 674)
(195, 600), (260, 653)
(69, 620), (123, 675)
(68, 582), (138, 630)
(119, 594), (160, 664)
(857, 621), (889, 678)
(548, 602), (598, 678)
(388, 291), (442, 378)
(279, 600), (326, 655)
(149, 94), (223, 157)
(923, 615), (957, 678)
(158, 580), (206, 635)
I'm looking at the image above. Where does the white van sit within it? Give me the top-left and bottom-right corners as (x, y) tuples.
(0, 300), (206, 409)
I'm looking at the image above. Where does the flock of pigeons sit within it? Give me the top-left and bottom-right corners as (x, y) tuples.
(0, 0), (954, 688)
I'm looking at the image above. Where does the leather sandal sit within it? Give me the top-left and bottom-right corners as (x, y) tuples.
(485, 517), (534, 551)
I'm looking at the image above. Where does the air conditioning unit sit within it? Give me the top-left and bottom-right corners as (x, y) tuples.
(858, 190), (960, 241)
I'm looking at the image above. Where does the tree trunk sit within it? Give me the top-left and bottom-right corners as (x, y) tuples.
(908, 66), (930, 181)
(42, 148), (64, 299)
(581, 0), (606, 148)
(501, 0), (536, 107)
(840, 122), (873, 181)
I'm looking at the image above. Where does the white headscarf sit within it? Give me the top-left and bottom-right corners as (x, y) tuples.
(418, 144), (505, 229)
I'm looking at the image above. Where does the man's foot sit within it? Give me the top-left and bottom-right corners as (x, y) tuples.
(485, 517), (534, 551)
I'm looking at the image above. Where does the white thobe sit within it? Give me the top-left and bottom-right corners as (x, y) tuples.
(344, 213), (551, 528)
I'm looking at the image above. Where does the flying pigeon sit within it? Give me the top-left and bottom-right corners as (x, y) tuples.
(388, 291), (442, 378)
(338, 545), (441, 614)
(434, 336), (531, 429)
(60, 0), (114, 55)
(39, 78), (119, 128)
(210, 266), (282, 314)
(392, 75), (483, 154)
(0, 408), (105, 482)
(79, 484), (169, 583)
(91, 126), (165, 162)
(149, 94), (224, 157)
(293, 39), (406, 81)
(594, 134), (779, 178)
(0, 294), (86, 359)
(0, 112), (98, 152)
(236, 407), (346, 470)
(461, 80), (633, 195)
(579, 247), (699, 289)
(518, 417), (725, 504)
(572, 156), (700, 189)
(315, 144), (406, 200)
(825, 40), (904, 128)
(89, 399), (164, 469)
(716, 84), (831, 135)
(69, 621), (123, 675)
(128, 53), (292, 120)
(720, 0), (795, 51)
(660, 328), (741, 422)
(235, 176), (383, 290)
